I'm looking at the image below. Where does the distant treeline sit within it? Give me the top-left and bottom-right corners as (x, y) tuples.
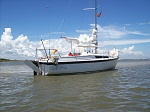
(0, 58), (22, 62)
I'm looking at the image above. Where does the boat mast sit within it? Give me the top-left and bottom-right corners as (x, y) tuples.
(95, 0), (97, 30)
(95, 0), (98, 53)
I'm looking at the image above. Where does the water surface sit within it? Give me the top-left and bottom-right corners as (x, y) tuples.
(0, 60), (150, 112)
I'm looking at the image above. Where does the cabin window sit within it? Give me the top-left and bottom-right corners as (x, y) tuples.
(95, 56), (109, 58)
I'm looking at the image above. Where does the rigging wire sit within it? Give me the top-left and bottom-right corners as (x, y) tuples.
(58, 0), (72, 37)
(53, 0), (72, 50)
(97, 0), (117, 53)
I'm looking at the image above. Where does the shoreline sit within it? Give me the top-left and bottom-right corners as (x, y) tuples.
(0, 58), (23, 62)
(0, 58), (149, 62)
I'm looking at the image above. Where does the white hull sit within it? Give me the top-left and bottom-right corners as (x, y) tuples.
(24, 0), (120, 76)
(38, 57), (118, 75)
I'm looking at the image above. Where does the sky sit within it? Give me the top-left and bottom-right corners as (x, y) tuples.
(0, 0), (150, 59)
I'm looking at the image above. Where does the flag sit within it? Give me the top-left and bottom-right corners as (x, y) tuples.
(97, 12), (102, 17)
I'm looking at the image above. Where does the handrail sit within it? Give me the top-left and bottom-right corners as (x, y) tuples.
(35, 48), (61, 59)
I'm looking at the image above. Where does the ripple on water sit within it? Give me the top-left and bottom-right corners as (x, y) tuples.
(0, 60), (150, 111)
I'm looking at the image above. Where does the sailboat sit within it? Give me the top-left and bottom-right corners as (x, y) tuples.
(24, 0), (119, 75)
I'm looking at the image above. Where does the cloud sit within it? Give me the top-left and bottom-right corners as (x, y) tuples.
(137, 22), (150, 25)
(125, 22), (150, 26)
(102, 39), (150, 46)
(120, 46), (144, 56)
(126, 30), (149, 36)
(0, 27), (149, 59)
(0, 28), (36, 59)
(92, 24), (126, 39)
(1, 28), (13, 41)
(76, 24), (149, 39)
(0, 28), (72, 59)
(124, 23), (132, 26)
(49, 32), (65, 35)
(76, 29), (91, 33)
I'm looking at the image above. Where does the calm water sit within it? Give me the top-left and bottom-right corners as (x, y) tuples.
(0, 60), (150, 112)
